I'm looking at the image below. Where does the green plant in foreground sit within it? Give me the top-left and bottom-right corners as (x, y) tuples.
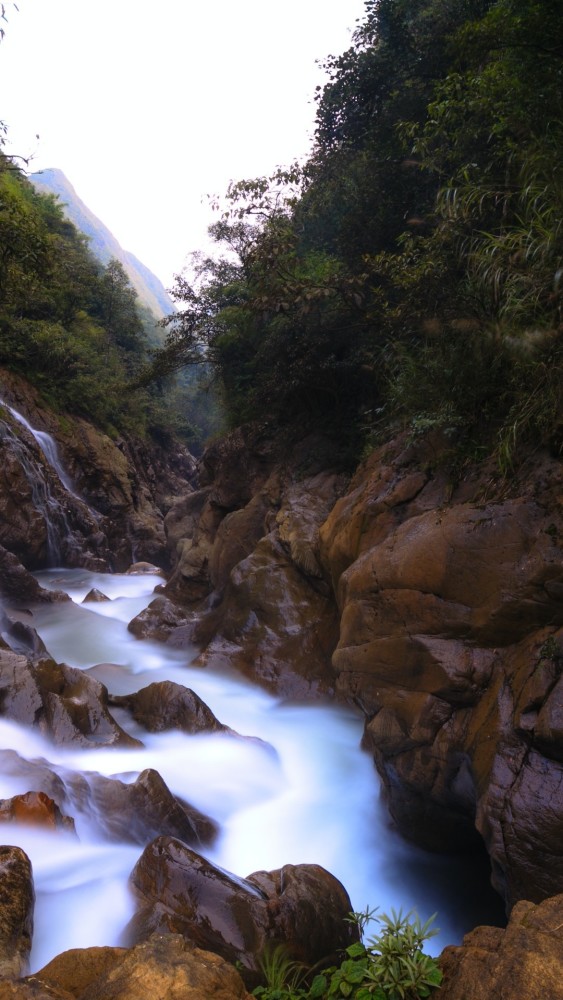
(253, 908), (442, 1000)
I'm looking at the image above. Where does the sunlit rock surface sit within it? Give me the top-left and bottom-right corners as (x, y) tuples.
(439, 893), (563, 1000)
(32, 935), (252, 1000)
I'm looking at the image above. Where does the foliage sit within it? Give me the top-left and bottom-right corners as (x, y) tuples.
(252, 908), (442, 1000)
(0, 155), (216, 447)
(140, 0), (561, 470)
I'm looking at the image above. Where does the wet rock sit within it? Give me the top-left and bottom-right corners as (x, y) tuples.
(125, 562), (165, 576)
(194, 532), (339, 697)
(81, 589), (110, 604)
(127, 837), (357, 984)
(0, 792), (75, 834)
(109, 682), (226, 735)
(69, 768), (218, 847)
(0, 846), (34, 978)
(35, 934), (251, 1000)
(0, 653), (139, 748)
(0, 752), (214, 848)
(34, 661), (142, 749)
(439, 893), (563, 1000)
(127, 597), (189, 642)
(0, 548), (69, 604)
(317, 437), (563, 906)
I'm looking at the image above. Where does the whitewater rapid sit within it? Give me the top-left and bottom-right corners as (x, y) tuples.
(1, 569), (502, 971)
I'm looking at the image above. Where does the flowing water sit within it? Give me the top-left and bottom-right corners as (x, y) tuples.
(1, 569), (505, 972)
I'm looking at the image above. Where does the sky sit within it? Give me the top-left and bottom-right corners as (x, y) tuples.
(0, 0), (366, 290)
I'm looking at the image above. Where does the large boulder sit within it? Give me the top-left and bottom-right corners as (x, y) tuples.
(439, 892), (563, 1000)
(0, 846), (34, 979)
(32, 935), (251, 1000)
(127, 837), (357, 984)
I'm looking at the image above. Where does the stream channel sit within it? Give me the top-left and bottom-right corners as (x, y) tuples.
(1, 568), (505, 972)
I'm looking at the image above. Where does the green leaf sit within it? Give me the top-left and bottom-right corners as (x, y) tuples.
(309, 975), (328, 998)
(346, 942), (367, 959)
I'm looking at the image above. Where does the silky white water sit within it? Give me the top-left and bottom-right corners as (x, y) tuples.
(2, 569), (502, 971)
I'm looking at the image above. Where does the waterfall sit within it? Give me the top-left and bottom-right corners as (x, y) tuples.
(0, 418), (73, 565)
(0, 396), (109, 567)
(1, 398), (78, 497)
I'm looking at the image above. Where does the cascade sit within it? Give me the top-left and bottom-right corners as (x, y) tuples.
(0, 418), (75, 565)
(3, 400), (77, 495)
(0, 568), (504, 974)
(0, 397), (106, 567)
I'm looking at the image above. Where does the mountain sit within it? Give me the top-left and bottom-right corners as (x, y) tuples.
(29, 168), (174, 319)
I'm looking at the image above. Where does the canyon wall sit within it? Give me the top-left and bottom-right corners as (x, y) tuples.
(156, 425), (563, 913)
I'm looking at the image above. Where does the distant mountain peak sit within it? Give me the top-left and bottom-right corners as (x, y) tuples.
(30, 168), (175, 320)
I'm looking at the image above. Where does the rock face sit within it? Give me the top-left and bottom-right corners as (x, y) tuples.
(439, 892), (563, 1000)
(0, 792), (75, 834)
(155, 424), (563, 913)
(0, 368), (196, 572)
(127, 836), (357, 985)
(0, 846), (34, 979)
(0, 644), (140, 749)
(159, 428), (347, 696)
(320, 439), (563, 909)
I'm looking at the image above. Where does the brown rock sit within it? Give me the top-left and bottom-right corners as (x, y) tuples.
(127, 837), (356, 985)
(439, 893), (563, 1000)
(81, 590), (110, 604)
(35, 935), (251, 1000)
(34, 662), (141, 749)
(0, 792), (75, 834)
(74, 768), (218, 847)
(126, 598), (189, 642)
(0, 846), (34, 979)
(109, 682), (226, 735)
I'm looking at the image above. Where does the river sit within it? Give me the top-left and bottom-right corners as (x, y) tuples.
(0, 567), (505, 972)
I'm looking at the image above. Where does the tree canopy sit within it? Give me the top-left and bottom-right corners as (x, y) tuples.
(145, 0), (562, 467)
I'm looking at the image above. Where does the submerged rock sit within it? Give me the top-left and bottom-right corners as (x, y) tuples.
(127, 837), (357, 985)
(82, 589), (110, 604)
(0, 846), (34, 979)
(0, 751), (216, 849)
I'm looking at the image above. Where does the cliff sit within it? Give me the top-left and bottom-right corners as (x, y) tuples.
(0, 368), (196, 577)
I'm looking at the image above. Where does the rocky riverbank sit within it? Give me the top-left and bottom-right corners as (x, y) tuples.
(1, 373), (563, 995)
(138, 423), (563, 916)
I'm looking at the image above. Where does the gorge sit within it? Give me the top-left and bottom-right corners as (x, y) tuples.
(1, 372), (563, 999)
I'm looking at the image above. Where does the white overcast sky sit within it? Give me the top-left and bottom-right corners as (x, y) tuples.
(0, 0), (365, 288)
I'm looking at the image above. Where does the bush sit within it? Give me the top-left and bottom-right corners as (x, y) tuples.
(252, 908), (442, 1000)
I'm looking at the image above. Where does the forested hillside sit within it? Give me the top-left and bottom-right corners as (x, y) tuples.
(0, 158), (223, 451)
(148, 0), (562, 471)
